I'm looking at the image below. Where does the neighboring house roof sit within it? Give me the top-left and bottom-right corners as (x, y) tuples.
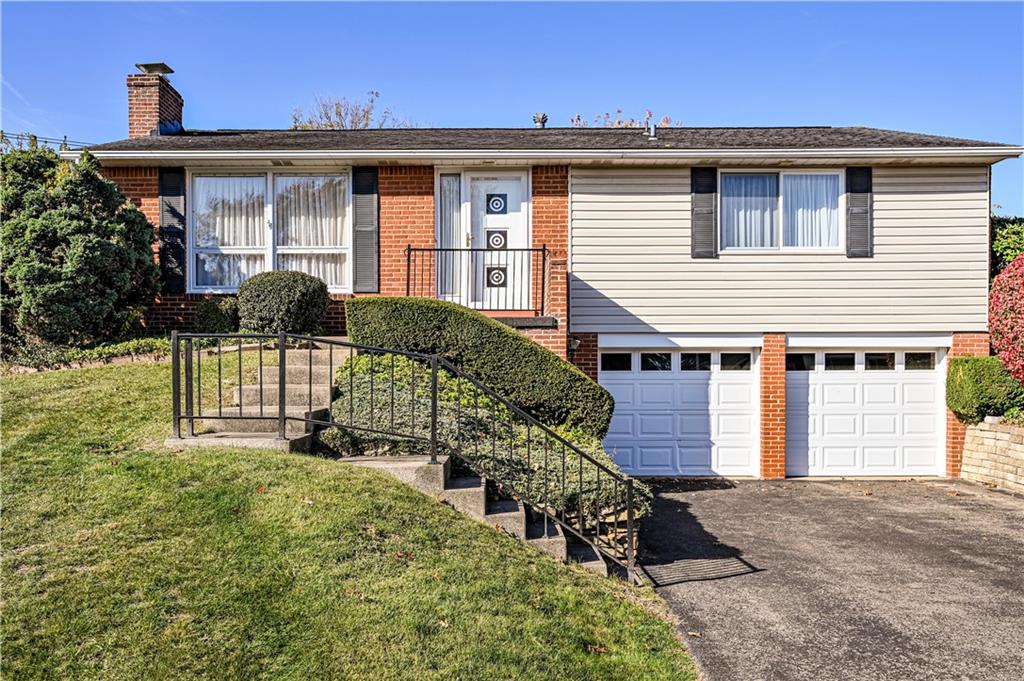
(84, 126), (1015, 152)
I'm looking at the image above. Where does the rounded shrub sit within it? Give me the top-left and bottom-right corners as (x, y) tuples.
(990, 254), (1024, 383)
(237, 271), (328, 335)
(344, 297), (615, 438)
(946, 356), (1024, 424)
(193, 297), (239, 333)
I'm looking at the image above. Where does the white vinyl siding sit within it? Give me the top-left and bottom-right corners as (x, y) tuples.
(569, 166), (990, 333)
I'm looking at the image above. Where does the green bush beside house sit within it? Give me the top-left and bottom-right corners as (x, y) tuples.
(345, 297), (615, 438)
(237, 271), (328, 335)
(946, 356), (1024, 424)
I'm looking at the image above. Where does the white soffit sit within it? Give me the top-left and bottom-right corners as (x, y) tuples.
(786, 333), (954, 348)
(598, 333), (763, 349)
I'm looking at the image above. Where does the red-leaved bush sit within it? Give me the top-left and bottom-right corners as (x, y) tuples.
(990, 254), (1024, 382)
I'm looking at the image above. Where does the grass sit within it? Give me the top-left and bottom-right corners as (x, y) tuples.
(1, 362), (696, 680)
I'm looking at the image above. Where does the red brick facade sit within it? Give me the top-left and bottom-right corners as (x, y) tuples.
(524, 166), (570, 358)
(379, 166), (435, 296)
(127, 73), (183, 139)
(569, 332), (599, 380)
(946, 332), (991, 478)
(760, 333), (787, 479)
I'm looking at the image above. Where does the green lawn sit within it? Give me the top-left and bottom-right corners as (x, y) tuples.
(1, 362), (696, 680)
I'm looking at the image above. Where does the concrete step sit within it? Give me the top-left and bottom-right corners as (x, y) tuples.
(282, 349), (341, 366)
(566, 539), (609, 577)
(485, 499), (526, 538)
(166, 432), (312, 453)
(261, 365), (333, 383)
(440, 476), (487, 518)
(233, 384), (332, 407)
(342, 455), (450, 494)
(525, 515), (568, 562)
(197, 406), (326, 435)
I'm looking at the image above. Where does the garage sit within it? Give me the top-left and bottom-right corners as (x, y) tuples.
(599, 349), (760, 477)
(785, 349), (946, 476)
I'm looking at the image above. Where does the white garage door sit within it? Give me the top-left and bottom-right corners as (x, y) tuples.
(786, 349), (946, 477)
(599, 349), (759, 477)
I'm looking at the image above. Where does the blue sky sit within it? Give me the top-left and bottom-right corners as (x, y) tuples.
(2, 1), (1021, 213)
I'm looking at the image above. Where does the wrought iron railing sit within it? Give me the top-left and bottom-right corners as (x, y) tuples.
(405, 245), (548, 315)
(171, 331), (637, 581)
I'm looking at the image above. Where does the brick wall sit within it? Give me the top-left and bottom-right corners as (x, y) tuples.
(761, 333), (787, 479)
(946, 332), (992, 477)
(569, 332), (598, 380)
(102, 166), (161, 262)
(127, 74), (183, 139)
(379, 166), (435, 296)
(531, 166), (570, 358)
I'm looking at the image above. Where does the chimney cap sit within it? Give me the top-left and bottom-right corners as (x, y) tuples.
(532, 112), (548, 129)
(135, 62), (174, 75)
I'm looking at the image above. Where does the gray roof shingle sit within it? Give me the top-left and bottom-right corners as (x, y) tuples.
(84, 126), (1014, 153)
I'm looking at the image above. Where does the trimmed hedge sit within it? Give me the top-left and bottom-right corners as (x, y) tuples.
(238, 271), (328, 335)
(946, 356), (1024, 424)
(317, 353), (652, 520)
(193, 297), (239, 333)
(344, 297), (614, 438)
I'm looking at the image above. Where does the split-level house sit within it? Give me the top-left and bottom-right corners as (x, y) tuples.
(64, 64), (1023, 480)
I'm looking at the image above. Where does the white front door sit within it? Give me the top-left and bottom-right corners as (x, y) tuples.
(466, 172), (530, 310)
(599, 349), (760, 477)
(785, 349), (946, 476)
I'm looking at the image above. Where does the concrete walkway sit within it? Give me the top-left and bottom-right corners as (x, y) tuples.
(641, 479), (1024, 681)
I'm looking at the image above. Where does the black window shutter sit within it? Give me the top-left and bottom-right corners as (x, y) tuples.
(846, 167), (873, 258)
(691, 167), (718, 258)
(158, 168), (186, 293)
(352, 167), (379, 293)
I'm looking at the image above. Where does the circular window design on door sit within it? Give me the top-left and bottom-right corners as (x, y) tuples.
(486, 229), (508, 250)
(486, 193), (507, 215)
(486, 266), (507, 288)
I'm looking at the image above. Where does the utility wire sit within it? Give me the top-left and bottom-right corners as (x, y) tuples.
(0, 130), (95, 148)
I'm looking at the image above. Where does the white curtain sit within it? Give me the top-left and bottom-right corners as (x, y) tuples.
(438, 174), (461, 297)
(721, 174), (778, 248)
(274, 176), (347, 247)
(194, 253), (264, 288)
(277, 253), (346, 287)
(784, 174), (840, 247)
(193, 176), (266, 248)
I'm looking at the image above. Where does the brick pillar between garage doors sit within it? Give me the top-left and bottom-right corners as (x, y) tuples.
(946, 332), (991, 478)
(761, 333), (787, 479)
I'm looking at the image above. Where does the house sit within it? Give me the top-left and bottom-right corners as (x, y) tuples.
(63, 64), (1023, 481)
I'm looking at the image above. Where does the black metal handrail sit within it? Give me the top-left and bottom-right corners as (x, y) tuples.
(171, 331), (637, 581)
(405, 245), (548, 315)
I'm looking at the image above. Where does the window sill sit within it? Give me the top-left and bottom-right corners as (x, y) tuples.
(718, 248), (846, 255)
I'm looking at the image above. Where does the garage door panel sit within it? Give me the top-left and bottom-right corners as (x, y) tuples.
(864, 446), (898, 468)
(864, 414), (898, 437)
(863, 383), (898, 406)
(823, 413), (858, 436)
(638, 383), (675, 408)
(638, 413), (675, 437)
(637, 444), (675, 472)
(601, 349), (758, 477)
(787, 348), (943, 477)
(822, 383), (857, 406)
(606, 383), (636, 407)
(718, 382), (753, 406)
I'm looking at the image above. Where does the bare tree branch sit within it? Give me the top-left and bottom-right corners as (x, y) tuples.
(291, 91), (413, 129)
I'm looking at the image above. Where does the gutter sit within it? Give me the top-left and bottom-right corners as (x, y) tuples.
(59, 146), (1024, 162)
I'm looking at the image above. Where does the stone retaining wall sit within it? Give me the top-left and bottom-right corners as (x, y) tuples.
(961, 420), (1024, 494)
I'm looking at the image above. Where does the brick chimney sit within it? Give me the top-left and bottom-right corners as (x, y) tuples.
(127, 63), (183, 139)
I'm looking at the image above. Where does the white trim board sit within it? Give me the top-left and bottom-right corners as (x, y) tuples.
(598, 333), (764, 349)
(786, 333), (954, 348)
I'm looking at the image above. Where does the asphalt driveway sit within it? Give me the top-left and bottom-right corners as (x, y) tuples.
(640, 479), (1024, 681)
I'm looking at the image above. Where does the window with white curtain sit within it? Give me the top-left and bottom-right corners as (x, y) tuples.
(720, 171), (843, 251)
(191, 175), (267, 289)
(189, 171), (351, 292)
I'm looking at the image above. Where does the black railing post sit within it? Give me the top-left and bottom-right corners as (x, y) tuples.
(626, 479), (636, 579)
(540, 244), (548, 316)
(277, 331), (287, 440)
(405, 245), (412, 296)
(429, 354), (439, 465)
(184, 337), (195, 437)
(171, 331), (181, 439)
